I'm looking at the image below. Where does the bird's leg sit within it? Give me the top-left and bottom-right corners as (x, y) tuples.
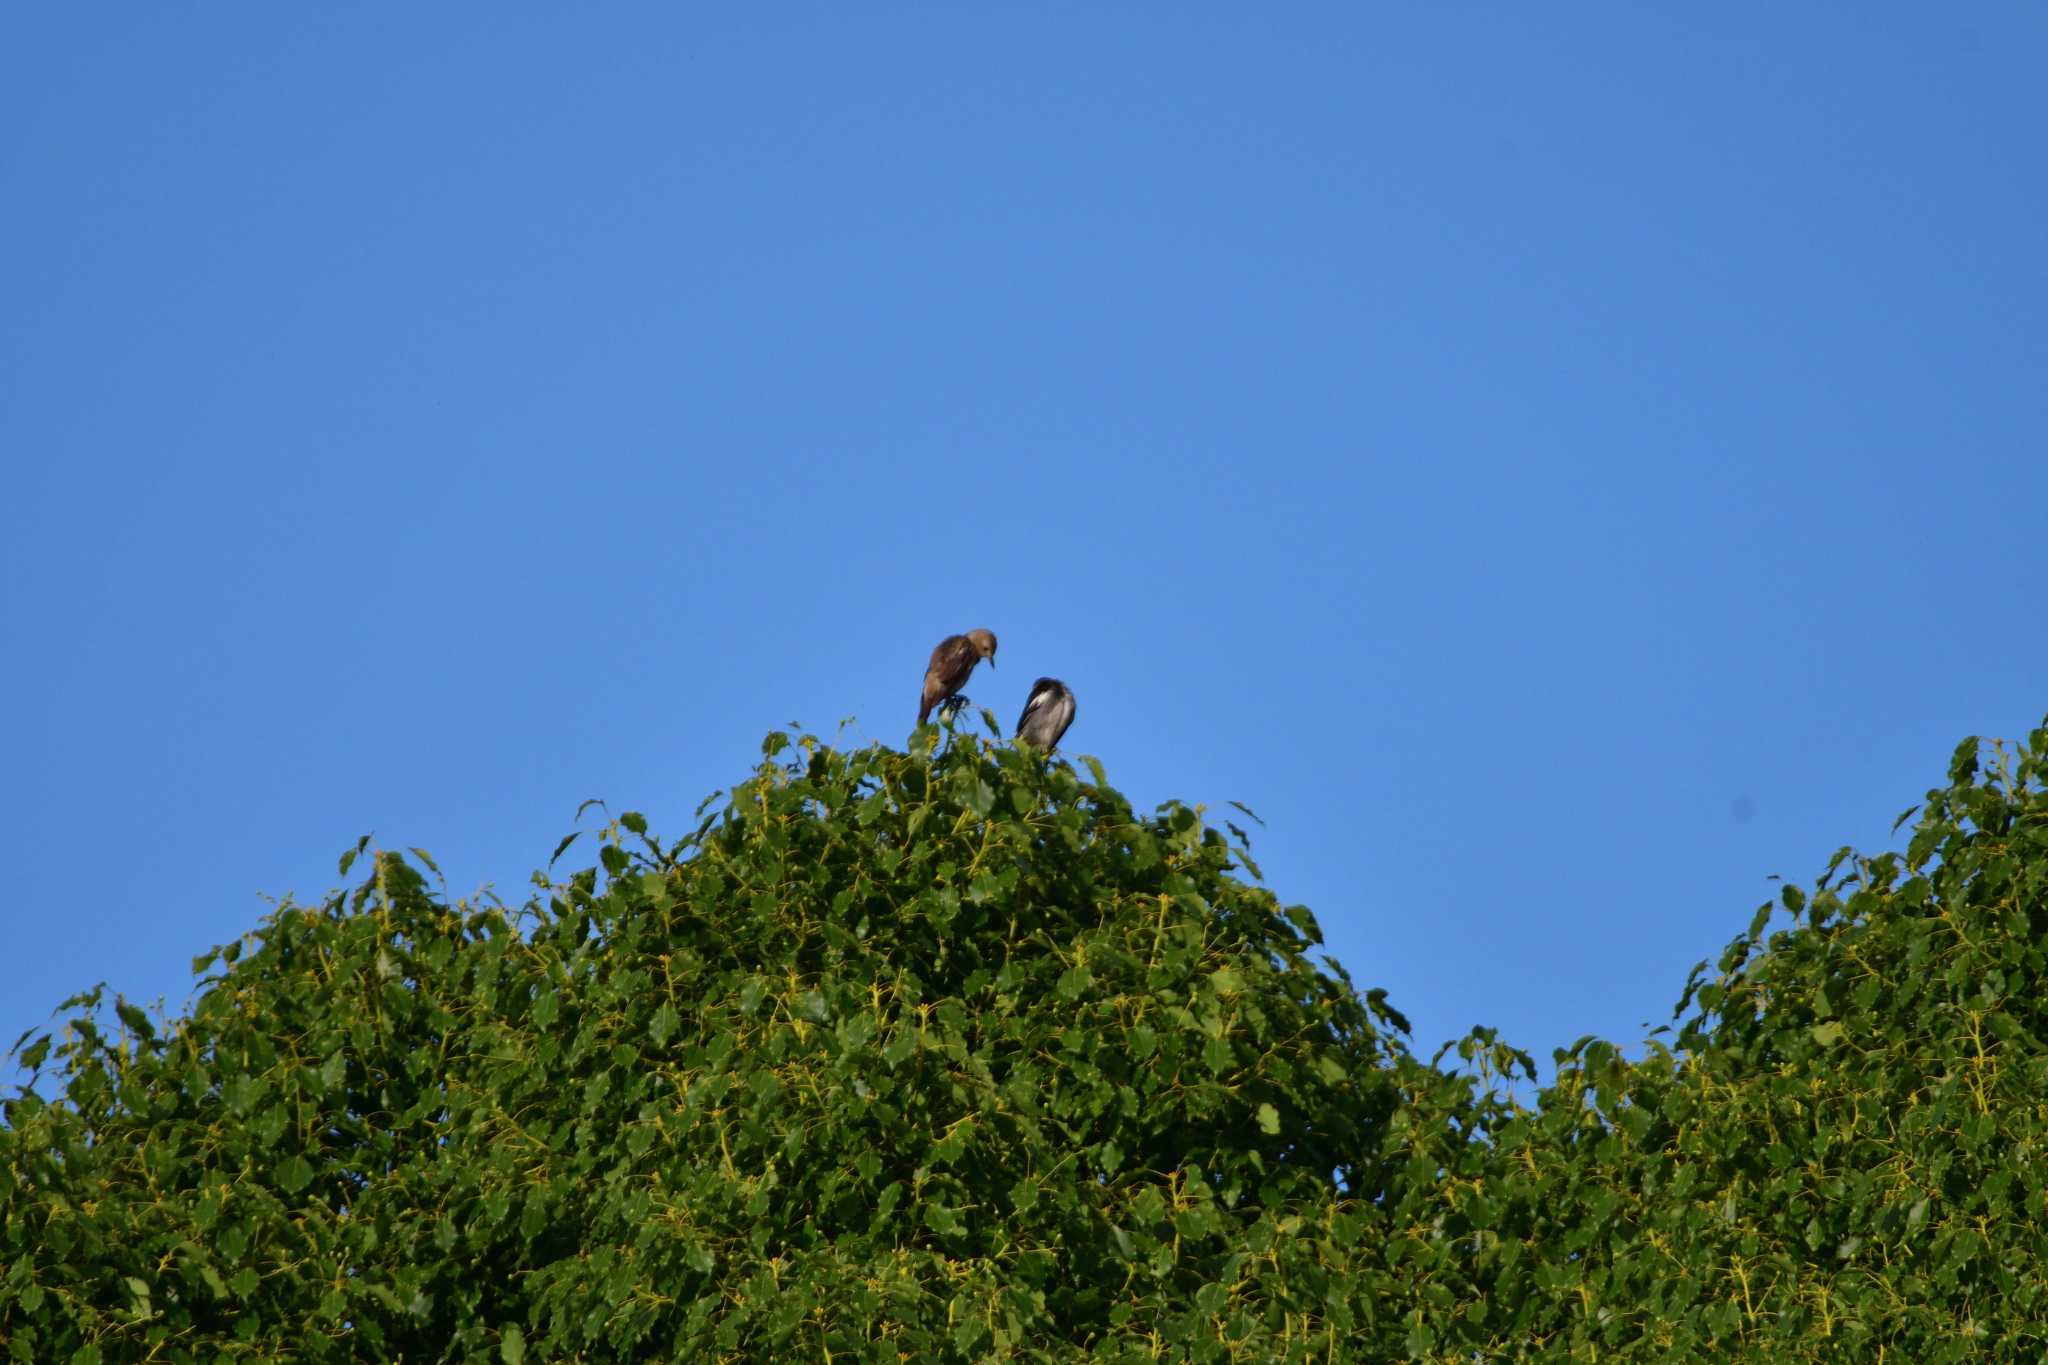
(939, 694), (970, 721)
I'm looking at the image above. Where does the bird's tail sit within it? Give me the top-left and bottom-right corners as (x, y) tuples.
(917, 697), (932, 725)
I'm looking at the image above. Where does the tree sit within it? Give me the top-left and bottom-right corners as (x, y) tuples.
(2, 720), (1415, 1361)
(1417, 725), (2048, 1361)
(6, 714), (2047, 1362)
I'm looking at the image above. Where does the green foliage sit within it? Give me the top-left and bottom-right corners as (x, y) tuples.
(5, 719), (2048, 1361)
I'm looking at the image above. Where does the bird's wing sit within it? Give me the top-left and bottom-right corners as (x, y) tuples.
(1015, 680), (1053, 735)
(1045, 690), (1075, 745)
(928, 635), (979, 693)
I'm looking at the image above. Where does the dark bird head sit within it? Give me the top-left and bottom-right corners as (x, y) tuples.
(965, 628), (998, 668)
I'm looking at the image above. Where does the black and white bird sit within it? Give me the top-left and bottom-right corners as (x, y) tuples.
(1014, 677), (1076, 750)
(918, 629), (998, 724)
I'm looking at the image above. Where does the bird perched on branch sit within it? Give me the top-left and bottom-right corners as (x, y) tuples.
(918, 629), (998, 724)
(1014, 677), (1076, 751)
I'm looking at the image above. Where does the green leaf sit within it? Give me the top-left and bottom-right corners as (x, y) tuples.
(1203, 1037), (1234, 1074)
(114, 999), (155, 1041)
(1256, 1102), (1281, 1135)
(649, 1001), (681, 1046)
(500, 1324), (525, 1365)
(274, 1155), (315, 1194)
(1747, 899), (1773, 939)
(1365, 987), (1410, 1033)
(951, 1311), (988, 1354)
(1810, 1020), (1844, 1047)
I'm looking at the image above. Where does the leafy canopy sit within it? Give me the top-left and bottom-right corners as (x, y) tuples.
(6, 715), (2048, 1362)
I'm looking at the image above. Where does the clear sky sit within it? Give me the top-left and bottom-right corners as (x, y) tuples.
(5, 5), (2044, 1081)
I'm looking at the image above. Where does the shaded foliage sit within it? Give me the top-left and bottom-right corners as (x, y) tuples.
(5, 715), (2048, 1361)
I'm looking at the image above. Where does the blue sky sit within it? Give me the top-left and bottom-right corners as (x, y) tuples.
(5, 5), (2044, 1081)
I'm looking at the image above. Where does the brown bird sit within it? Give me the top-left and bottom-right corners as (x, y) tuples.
(1014, 677), (1076, 750)
(918, 629), (998, 724)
